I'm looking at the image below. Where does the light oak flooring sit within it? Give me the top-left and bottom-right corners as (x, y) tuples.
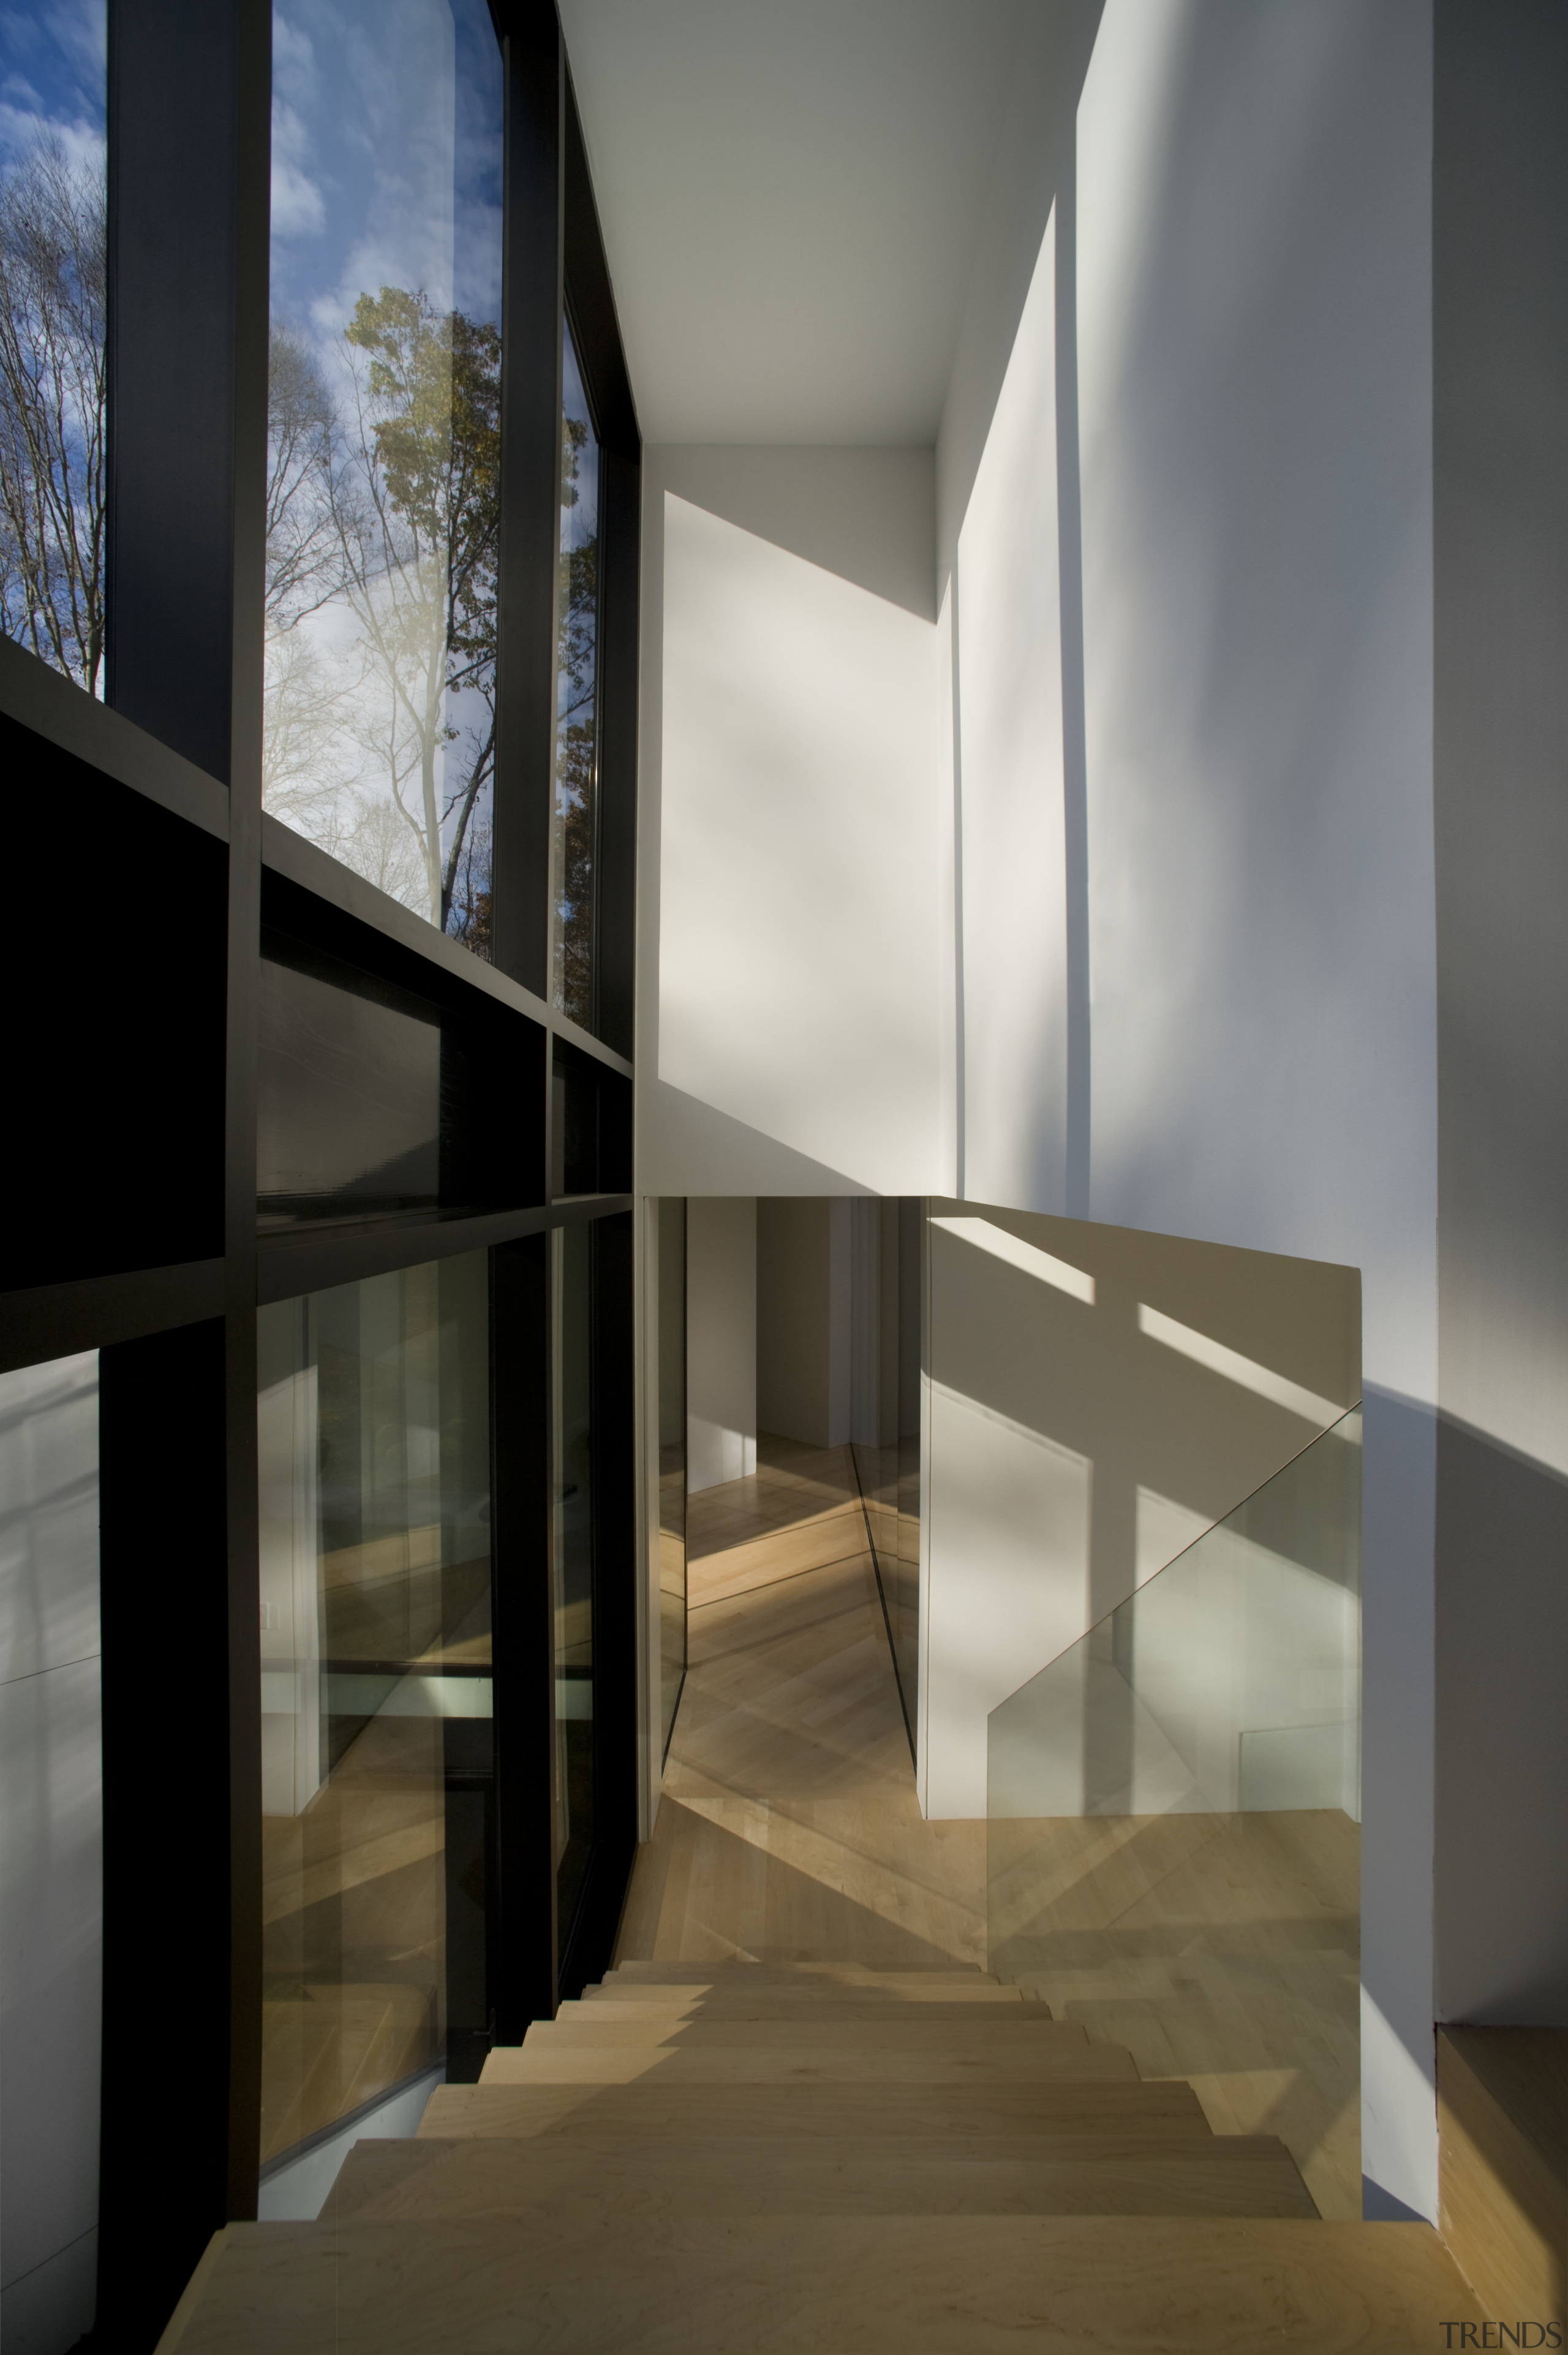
(992, 1807), (1362, 2221)
(1438, 2027), (1568, 2324)
(615, 1435), (987, 1970)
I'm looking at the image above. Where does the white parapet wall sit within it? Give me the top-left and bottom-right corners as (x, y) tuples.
(919, 1203), (1360, 1823)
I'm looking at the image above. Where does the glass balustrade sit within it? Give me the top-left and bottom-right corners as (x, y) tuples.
(987, 1407), (1362, 2217)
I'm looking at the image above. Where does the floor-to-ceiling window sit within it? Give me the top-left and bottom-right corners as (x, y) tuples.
(657, 1198), (687, 1760)
(0, 6), (640, 2346)
(264, 0), (503, 954)
(257, 1251), (492, 2172)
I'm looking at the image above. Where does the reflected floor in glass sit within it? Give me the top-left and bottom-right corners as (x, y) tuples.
(258, 1250), (492, 2168)
(552, 1221), (594, 1956)
(616, 1433), (986, 1970)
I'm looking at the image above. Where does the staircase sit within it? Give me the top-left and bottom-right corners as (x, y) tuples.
(160, 1959), (1483, 2350)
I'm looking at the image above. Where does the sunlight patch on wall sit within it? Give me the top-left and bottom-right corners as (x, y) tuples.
(1137, 1301), (1346, 1425)
(930, 1214), (1095, 1305)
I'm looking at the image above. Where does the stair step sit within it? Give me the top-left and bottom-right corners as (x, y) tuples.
(582, 1982), (1034, 2009)
(606, 1962), (1000, 1985)
(566, 1994), (1055, 2022)
(479, 2037), (1139, 2088)
(420, 2076), (1214, 2140)
(325, 2130), (1319, 2220)
(157, 2215), (1482, 2353)
(1438, 2025), (1568, 2326)
(522, 2017), (1093, 2052)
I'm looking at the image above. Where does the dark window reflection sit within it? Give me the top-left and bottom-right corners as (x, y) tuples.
(551, 1041), (630, 1200)
(553, 1220), (594, 1953)
(0, 5), (108, 694)
(552, 318), (599, 1027)
(264, 0), (503, 955)
(257, 948), (441, 1223)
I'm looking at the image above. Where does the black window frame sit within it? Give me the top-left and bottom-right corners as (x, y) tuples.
(0, 1), (640, 2343)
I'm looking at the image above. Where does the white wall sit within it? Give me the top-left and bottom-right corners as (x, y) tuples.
(686, 1197), (756, 1493)
(756, 1198), (852, 1449)
(935, 0), (1436, 2220)
(637, 447), (944, 1200)
(921, 1203), (1359, 1820)
(0, 1353), (100, 2354)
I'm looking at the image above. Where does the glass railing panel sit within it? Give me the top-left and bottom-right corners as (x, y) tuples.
(987, 1408), (1362, 2218)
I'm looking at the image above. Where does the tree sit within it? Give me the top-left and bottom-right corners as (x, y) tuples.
(554, 407), (599, 1021)
(0, 132), (107, 694)
(322, 287), (501, 938)
(262, 319), (362, 830)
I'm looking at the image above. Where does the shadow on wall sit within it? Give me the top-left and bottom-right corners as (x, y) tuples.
(1434, 1411), (1568, 2027)
(921, 1199), (1360, 1821)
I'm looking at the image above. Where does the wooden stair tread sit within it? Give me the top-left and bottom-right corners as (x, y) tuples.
(526, 2016), (1088, 2048)
(580, 1985), (1034, 2010)
(605, 1963), (1001, 1985)
(1440, 2025), (1568, 2180)
(325, 2131), (1318, 2220)
(479, 2040), (1140, 2087)
(568, 1994), (1054, 2022)
(157, 2215), (1480, 2353)
(420, 2077), (1215, 2139)
(1438, 2026), (1568, 2325)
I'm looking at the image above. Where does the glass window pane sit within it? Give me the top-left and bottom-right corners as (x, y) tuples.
(552, 1221), (594, 1952)
(553, 320), (600, 1026)
(0, 1350), (101, 2343)
(257, 1249), (492, 2171)
(657, 1200), (687, 1760)
(257, 947), (441, 1225)
(0, 6), (108, 695)
(265, 1), (503, 954)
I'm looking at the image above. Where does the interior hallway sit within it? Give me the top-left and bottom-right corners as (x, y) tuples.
(616, 1436), (987, 1968)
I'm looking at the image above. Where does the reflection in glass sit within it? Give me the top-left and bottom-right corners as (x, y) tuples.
(851, 1198), (921, 1761)
(552, 320), (600, 1026)
(257, 948), (441, 1223)
(986, 1409), (1362, 2215)
(0, 6), (108, 693)
(987, 1408), (1362, 1828)
(257, 1250), (492, 2169)
(265, 0), (502, 953)
(657, 1200), (687, 1759)
(552, 1222), (594, 1954)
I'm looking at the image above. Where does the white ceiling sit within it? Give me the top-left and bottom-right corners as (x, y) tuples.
(559, 0), (1025, 446)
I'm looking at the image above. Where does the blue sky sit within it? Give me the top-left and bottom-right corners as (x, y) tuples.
(270, 0), (502, 361)
(0, 0), (105, 170)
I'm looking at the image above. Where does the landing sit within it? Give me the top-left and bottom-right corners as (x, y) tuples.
(616, 1437), (986, 1969)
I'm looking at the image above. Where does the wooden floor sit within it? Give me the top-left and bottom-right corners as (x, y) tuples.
(992, 1807), (1362, 2221)
(616, 1436), (986, 1970)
